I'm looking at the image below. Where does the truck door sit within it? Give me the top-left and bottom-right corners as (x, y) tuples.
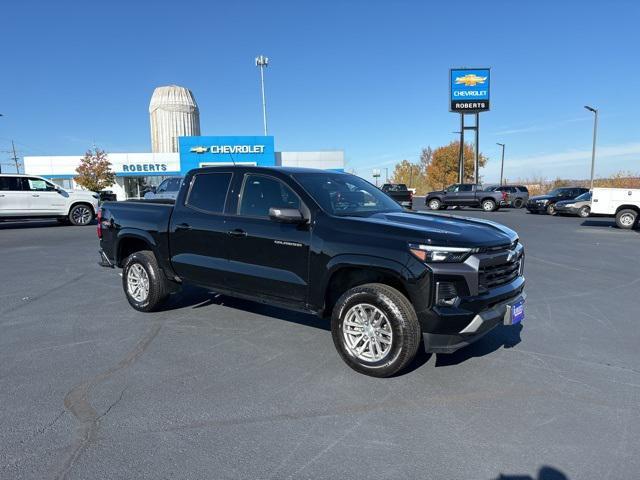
(456, 184), (475, 205)
(224, 173), (311, 303)
(442, 184), (460, 205)
(168, 172), (234, 289)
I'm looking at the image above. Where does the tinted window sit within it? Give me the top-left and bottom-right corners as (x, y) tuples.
(445, 185), (459, 192)
(293, 172), (401, 216)
(26, 178), (56, 191)
(0, 177), (21, 191)
(458, 184), (473, 192)
(516, 186), (528, 192)
(239, 175), (300, 217)
(167, 178), (182, 192)
(186, 173), (232, 213)
(575, 192), (591, 201)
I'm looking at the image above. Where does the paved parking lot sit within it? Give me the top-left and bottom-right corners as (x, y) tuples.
(1, 209), (638, 480)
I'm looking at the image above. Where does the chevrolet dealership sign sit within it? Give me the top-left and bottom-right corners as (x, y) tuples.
(450, 68), (490, 112)
(179, 136), (276, 173)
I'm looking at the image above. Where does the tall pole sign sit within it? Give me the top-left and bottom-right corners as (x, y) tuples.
(450, 68), (490, 184)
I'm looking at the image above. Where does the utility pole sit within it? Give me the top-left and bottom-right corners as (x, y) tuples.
(384, 167), (389, 182)
(584, 105), (598, 190)
(496, 143), (505, 186)
(11, 140), (20, 173)
(255, 55), (269, 136)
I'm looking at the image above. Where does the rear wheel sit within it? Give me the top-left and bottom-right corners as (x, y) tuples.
(615, 209), (638, 229)
(428, 199), (441, 210)
(546, 203), (557, 216)
(331, 283), (421, 377)
(513, 198), (524, 209)
(122, 250), (169, 312)
(578, 206), (590, 218)
(482, 199), (497, 212)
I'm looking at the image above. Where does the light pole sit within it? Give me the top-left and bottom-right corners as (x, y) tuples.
(496, 143), (505, 186)
(255, 55), (269, 136)
(584, 105), (598, 190)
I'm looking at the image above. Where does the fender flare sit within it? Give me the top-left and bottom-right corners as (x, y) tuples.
(114, 229), (160, 266)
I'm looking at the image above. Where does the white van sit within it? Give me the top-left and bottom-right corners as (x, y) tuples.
(0, 174), (100, 226)
(591, 187), (640, 229)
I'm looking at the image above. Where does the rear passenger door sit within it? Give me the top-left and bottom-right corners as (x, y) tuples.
(225, 173), (311, 303)
(0, 177), (30, 216)
(169, 172), (234, 289)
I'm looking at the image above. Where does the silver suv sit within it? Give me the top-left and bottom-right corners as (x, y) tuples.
(486, 185), (529, 208)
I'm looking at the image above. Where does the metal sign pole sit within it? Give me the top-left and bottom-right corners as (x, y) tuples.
(459, 114), (465, 183)
(474, 113), (480, 185)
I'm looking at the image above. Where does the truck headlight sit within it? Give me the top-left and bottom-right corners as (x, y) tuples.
(409, 243), (476, 263)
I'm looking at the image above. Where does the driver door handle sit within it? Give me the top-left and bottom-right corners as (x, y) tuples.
(175, 223), (192, 231)
(227, 229), (247, 238)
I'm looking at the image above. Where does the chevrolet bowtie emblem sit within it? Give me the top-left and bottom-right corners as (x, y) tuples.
(190, 146), (209, 154)
(455, 74), (487, 87)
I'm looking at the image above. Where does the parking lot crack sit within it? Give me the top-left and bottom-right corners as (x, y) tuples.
(54, 323), (161, 480)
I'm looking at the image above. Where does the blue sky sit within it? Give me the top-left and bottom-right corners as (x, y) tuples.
(1, 0), (638, 182)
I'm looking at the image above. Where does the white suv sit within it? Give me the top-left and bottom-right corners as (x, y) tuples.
(0, 174), (100, 226)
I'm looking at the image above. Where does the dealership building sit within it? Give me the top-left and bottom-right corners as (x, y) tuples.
(23, 85), (344, 200)
(23, 136), (344, 200)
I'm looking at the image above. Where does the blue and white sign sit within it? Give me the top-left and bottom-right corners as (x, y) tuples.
(450, 68), (490, 112)
(179, 136), (275, 174)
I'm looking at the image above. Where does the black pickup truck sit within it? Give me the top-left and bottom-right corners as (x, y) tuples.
(98, 166), (525, 377)
(425, 183), (508, 211)
(381, 183), (413, 209)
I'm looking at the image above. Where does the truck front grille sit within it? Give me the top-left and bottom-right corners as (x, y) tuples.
(478, 257), (521, 292)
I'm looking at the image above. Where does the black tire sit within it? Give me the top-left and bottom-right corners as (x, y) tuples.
(578, 206), (590, 218)
(331, 283), (421, 377)
(122, 250), (169, 312)
(68, 203), (94, 226)
(427, 198), (441, 210)
(481, 199), (497, 212)
(546, 203), (557, 216)
(513, 198), (524, 209)
(615, 209), (638, 230)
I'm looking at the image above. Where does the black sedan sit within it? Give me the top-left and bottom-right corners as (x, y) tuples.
(526, 187), (589, 215)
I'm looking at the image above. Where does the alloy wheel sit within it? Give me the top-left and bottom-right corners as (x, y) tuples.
(72, 206), (92, 225)
(127, 264), (150, 302)
(342, 303), (393, 362)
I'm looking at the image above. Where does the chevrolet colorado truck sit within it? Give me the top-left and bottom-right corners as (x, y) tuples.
(425, 184), (508, 212)
(98, 166), (525, 377)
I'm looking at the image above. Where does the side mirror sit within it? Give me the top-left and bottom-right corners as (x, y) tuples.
(269, 207), (305, 224)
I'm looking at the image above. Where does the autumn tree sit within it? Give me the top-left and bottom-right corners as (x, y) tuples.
(75, 148), (115, 192)
(425, 141), (487, 190)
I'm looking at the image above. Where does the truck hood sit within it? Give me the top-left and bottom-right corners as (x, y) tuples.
(529, 194), (555, 201)
(351, 211), (517, 248)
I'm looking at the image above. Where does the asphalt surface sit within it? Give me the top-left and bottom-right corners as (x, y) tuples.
(1, 209), (638, 480)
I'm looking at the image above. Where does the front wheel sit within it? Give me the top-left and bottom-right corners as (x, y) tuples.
(482, 199), (497, 212)
(546, 203), (557, 216)
(615, 209), (638, 229)
(331, 283), (421, 377)
(68, 204), (94, 226)
(578, 206), (590, 218)
(122, 250), (169, 312)
(427, 198), (441, 210)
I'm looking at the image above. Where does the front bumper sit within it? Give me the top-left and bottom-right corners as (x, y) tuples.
(526, 202), (548, 212)
(555, 205), (579, 214)
(423, 291), (525, 353)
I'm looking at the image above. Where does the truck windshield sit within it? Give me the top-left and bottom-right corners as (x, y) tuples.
(293, 172), (403, 216)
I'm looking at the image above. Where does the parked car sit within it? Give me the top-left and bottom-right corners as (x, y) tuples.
(98, 190), (117, 203)
(486, 185), (529, 208)
(98, 166), (526, 377)
(555, 191), (592, 217)
(425, 184), (508, 212)
(381, 183), (412, 209)
(590, 187), (640, 229)
(526, 187), (589, 216)
(0, 174), (99, 225)
(143, 177), (183, 200)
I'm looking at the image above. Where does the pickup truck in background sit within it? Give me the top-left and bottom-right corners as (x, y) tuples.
(381, 183), (413, 209)
(590, 187), (640, 229)
(425, 184), (508, 212)
(98, 166), (525, 377)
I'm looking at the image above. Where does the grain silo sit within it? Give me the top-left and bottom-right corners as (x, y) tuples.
(149, 85), (201, 153)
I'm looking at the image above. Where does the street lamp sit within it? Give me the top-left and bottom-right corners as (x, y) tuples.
(584, 105), (598, 190)
(496, 143), (505, 186)
(255, 55), (269, 136)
